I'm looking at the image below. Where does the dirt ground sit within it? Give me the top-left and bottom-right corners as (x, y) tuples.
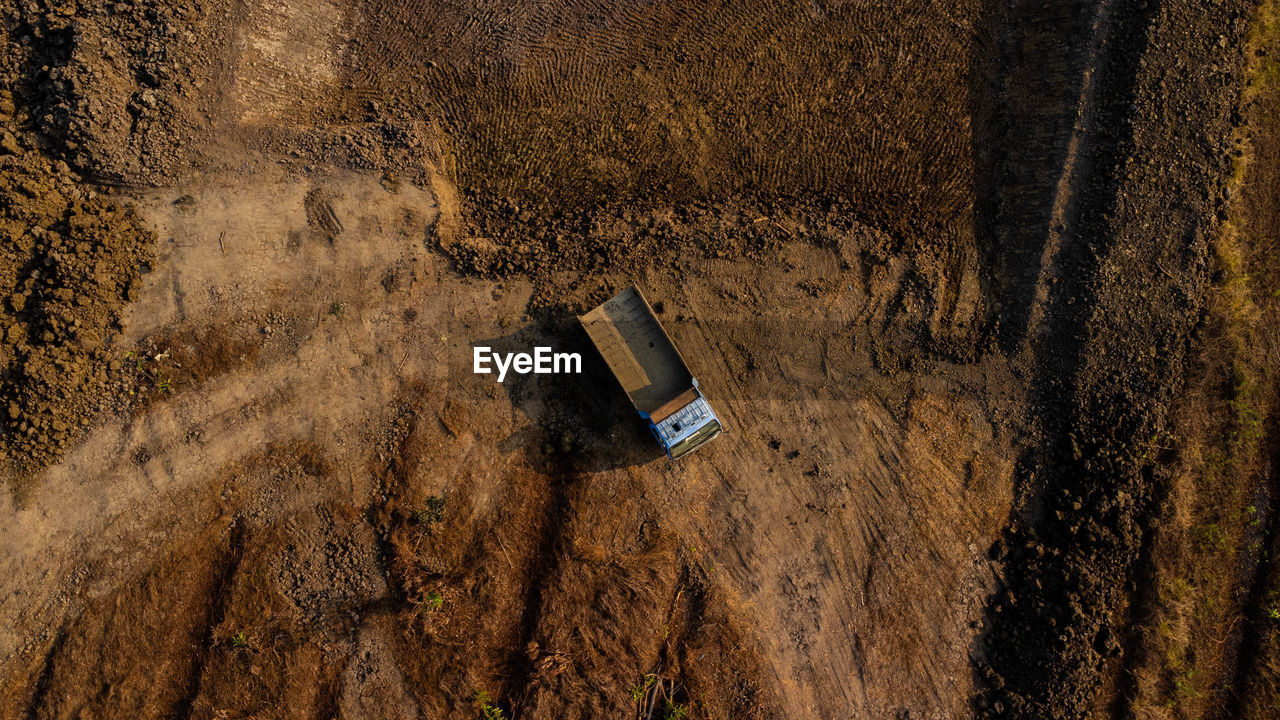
(0, 0), (1275, 719)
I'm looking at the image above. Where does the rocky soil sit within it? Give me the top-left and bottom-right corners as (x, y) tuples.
(0, 88), (154, 478)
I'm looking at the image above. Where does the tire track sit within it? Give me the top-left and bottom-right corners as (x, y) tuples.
(172, 520), (245, 720)
(21, 619), (67, 720)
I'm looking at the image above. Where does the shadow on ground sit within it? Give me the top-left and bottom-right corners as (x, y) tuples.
(475, 318), (666, 472)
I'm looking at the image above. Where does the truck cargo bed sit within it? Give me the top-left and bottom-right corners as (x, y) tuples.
(578, 287), (692, 415)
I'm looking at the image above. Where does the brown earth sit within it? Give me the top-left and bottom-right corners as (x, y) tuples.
(0, 101), (155, 478)
(0, 0), (1275, 719)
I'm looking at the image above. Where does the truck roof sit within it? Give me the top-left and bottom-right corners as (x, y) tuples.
(579, 286), (694, 415)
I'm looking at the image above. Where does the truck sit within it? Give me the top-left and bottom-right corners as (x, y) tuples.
(579, 286), (723, 459)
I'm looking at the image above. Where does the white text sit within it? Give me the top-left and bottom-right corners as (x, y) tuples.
(473, 346), (582, 382)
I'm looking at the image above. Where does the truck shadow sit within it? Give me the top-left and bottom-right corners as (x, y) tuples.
(474, 318), (665, 472)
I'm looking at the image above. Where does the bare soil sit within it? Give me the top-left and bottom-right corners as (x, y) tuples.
(0, 1), (1274, 719)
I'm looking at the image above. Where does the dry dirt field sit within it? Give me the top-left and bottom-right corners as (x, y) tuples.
(1, 1), (1278, 719)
